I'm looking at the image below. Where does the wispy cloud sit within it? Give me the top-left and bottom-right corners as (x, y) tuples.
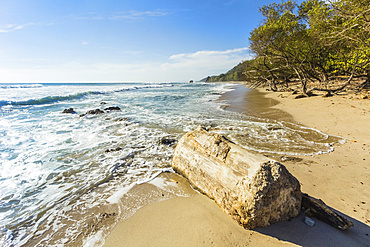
(0, 24), (30, 33)
(160, 47), (252, 80)
(75, 9), (171, 21)
(119, 50), (144, 55)
(0, 22), (54, 33)
(81, 41), (88, 45)
(0, 47), (252, 82)
(169, 47), (251, 61)
(111, 10), (170, 20)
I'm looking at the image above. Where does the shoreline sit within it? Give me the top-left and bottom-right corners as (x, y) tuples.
(259, 88), (370, 222)
(103, 84), (370, 246)
(218, 84), (293, 121)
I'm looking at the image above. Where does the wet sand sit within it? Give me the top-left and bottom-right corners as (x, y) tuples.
(103, 84), (370, 246)
(261, 88), (370, 225)
(218, 84), (293, 121)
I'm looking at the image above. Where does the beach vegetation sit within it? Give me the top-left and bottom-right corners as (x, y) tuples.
(205, 0), (370, 95)
(203, 61), (250, 82)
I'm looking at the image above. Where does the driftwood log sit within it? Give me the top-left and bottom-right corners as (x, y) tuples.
(172, 127), (354, 230)
(302, 193), (354, 230)
(172, 127), (302, 229)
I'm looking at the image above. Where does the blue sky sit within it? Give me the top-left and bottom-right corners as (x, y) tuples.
(1, 0), (282, 82)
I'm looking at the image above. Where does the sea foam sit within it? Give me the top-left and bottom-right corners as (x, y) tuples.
(0, 82), (343, 246)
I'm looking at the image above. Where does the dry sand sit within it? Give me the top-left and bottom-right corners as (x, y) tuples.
(103, 85), (370, 247)
(262, 88), (370, 224)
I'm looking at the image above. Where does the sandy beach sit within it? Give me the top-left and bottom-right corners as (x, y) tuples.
(103, 85), (370, 247)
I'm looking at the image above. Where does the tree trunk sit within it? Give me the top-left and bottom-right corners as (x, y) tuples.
(263, 56), (278, 91)
(312, 52), (359, 94)
(301, 79), (308, 95)
(361, 76), (370, 89)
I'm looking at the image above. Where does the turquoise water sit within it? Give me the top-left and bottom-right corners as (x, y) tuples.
(0, 82), (341, 246)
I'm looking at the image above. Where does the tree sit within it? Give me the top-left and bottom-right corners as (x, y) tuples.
(247, 0), (369, 94)
(329, 0), (370, 87)
(206, 0), (369, 92)
(249, 0), (317, 93)
(304, 0), (369, 93)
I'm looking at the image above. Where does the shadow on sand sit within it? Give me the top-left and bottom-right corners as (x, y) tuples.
(257, 211), (369, 247)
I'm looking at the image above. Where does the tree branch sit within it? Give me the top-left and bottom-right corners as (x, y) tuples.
(312, 51), (360, 93)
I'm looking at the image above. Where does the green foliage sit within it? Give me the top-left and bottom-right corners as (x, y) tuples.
(203, 0), (369, 93)
(247, 0), (369, 92)
(204, 61), (251, 82)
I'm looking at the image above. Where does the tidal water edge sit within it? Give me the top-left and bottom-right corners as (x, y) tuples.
(0, 82), (342, 246)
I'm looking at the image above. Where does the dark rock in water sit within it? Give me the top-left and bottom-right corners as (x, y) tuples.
(101, 102), (107, 105)
(114, 117), (129, 122)
(104, 106), (121, 111)
(105, 147), (123, 153)
(80, 109), (105, 117)
(101, 212), (116, 218)
(87, 109), (105, 114)
(160, 138), (177, 146)
(62, 108), (76, 114)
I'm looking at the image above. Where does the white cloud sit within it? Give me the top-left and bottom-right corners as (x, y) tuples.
(0, 22), (53, 33)
(169, 47), (250, 60)
(111, 10), (171, 20)
(0, 24), (26, 33)
(161, 47), (252, 80)
(81, 41), (88, 45)
(75, 10), (171, 21)
(0, 47), (252, 82)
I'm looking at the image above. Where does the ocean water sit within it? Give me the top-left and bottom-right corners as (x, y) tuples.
(0, 82), (342, 246)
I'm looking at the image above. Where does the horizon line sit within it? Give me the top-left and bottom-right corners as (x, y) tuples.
(0, 80), (193, 84)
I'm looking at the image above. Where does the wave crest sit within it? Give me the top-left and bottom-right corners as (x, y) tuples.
(0, 83), (171, 107)
(0, 84), (44, 89)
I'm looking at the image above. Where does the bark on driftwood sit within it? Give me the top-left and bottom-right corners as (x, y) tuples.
(172, 127), (302, 229)
(301, 193), (354, 230)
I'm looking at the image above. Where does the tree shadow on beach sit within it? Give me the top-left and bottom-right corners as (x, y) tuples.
(256, 212), (369, 247)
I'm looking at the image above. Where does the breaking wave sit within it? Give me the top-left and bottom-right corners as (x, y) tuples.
(0, 84), (44, 89)
(0, 83), (171, 107)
